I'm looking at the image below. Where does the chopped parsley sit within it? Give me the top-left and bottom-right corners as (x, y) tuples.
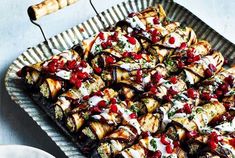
(150, 139), (157, 150)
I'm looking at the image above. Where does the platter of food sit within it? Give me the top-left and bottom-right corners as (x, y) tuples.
(5, 0), (235, 157)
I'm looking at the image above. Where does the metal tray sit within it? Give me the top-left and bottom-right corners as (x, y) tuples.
(5, 0), (235, 157)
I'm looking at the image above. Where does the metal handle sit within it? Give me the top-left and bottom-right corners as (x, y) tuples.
(28, 0), (78, 20)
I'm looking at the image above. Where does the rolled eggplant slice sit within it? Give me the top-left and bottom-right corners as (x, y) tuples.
(119, 135), (185, 158)
(54, 74), (105, 120)
(180, 51), (224, 85)
(165, 40), (211, 74)
(96, 125), (138, 158)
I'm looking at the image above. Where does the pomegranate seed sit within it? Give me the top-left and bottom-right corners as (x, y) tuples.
(183, 103), (192, 114)
(173, 141), (180, 147)
(83, 95), (89, 100)
(169, 37), (175, 44)
(152, 36), (160, 43)
(179, 42), (187, 50)
(229, 138), (235, 148)
(150, 86), (157, 93)
(110, 104), (118, 113)
(106, 40), (112, 47)
(187, 131), (198, 138)
(75, 79), (82, 88)
(225, 75), (234, 86)
(101, 42), (107, 49)
(177, 61), (185, 69)
(209, 132), (219, 142)
(216, 90), (223, 97)
(219, 83), (229, 93)
(204, 68), (213, 78)
(94, 67), (102, 74)
(160, 134), (170, 145)
(80, 60), (87, 68)
(201, 92), (211, 101)
(97, 100), (107, 108)
(106, 56), (115, 65)
(110, 98), (116, 104)
(123, 52), (130, 58)
(152, 72), (162, 84)
(153, 17), (160, 24)
(152, 29), (160, 36)
(193, 55), (201, 62)
(16, 70), (22, 77)
(208, 140), (218, 150)
(187, 51), (194, 58)
(223, 103), (231, 110)
(165, 145), (173, 154)
(76, 71), (88, 80)
(163, 94), (172, 102)
(187, 88), (196, 99)
(91, 106), (102, 113)
(94, 91), (103, 96)
(141, 131), (150, 138)
(169, 76), (177, 84)
(69, 74), (77, 84)
(208, 64), (216, 72)
(129, 113), (137, 119)
(136, 69), (142, 83)
(98, 32), (105, 40)
(134, 54), (142, 60)
(153, 150), (162, 158)
(223, 58), (229, 65)
(128, 37), (136, 45)
(167, 87), (178, 96)
(67, 60), (77, 70)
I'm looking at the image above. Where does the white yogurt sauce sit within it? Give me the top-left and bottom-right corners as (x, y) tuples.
(56, 70), (71, 80)
(215, 117), (235, 133)
(88, 96), (104, 107)
(126, 16), (146, 30)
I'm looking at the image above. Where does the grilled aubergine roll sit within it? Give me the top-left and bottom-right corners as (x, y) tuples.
(66, 88), (118, 133)
(164, 40), (211, 74)
(180, 51), (224, 85)
(166, 101), (226, 141)
(54, 74), (105, 120)
(117, 134), (186, 158)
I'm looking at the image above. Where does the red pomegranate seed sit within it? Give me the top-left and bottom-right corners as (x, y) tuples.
(153, 150), (162, 158)
(223, 58), (229, 65)
(94, 67), (102, 74)
(183, 103), (192, 114)
(187, 131), (198, 138)
(187, 88), (196, 99)
(225, 75), (234, 86)
(193, 55), (201, 62)
(169, 76), (177, 84)
(208, 140), (218, 150)
(152, 36), (160, 43)
(106, 40), (112, 47)
(80, 60), (87, 68)
(160, 134), (170, 145)
(150, 86), (157, 93)
(209, 132), (219, 142)
(77, 71), (89, 80)
(98, 32), (105, 40)
(110, 104), (118, 113)
(152, 29), (160, 36)
(129, 113), (137, 119)
(173, 141), (180, 147)
(163, 94), (172, 102)
(204, 68), (213, 78)
(169, 37), (175, 44)
(128, 37), (136, 45)
(201, 92), (211, 101)
(97, 100), (107, 108)
(134, 54), (142, 60)
(75, 79), (82, 88)
(67, 60), (77, 70)
(91, 106), (102, 113)
(219, 83), (229, 93)
(216, 90), (223, 97)
(152, 72), (162, 83)
(153, 17), (160, 24)
(177, 61), (185, 69)
(110, 98), (116, 104)
(16, 70), (22, 77)
(179, 42), (187, 50)
(136, 69), (142, 83)
(229, 138), (235, 148)
(106, 56), (115, 65)
(123, 52), (130, 58)
(141, 131), (150, 138)
(94, 91), (103, 96)
(69, 74), (77, 84)
(165, 145), (173, 154)
(208, 64), (216, 72)
(223, 103), (231, 110)
(101, 42), (107, 49)
(83, 95), (89, 100)
(167, 88), (178, 96)
(187, 51), (194, 58)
